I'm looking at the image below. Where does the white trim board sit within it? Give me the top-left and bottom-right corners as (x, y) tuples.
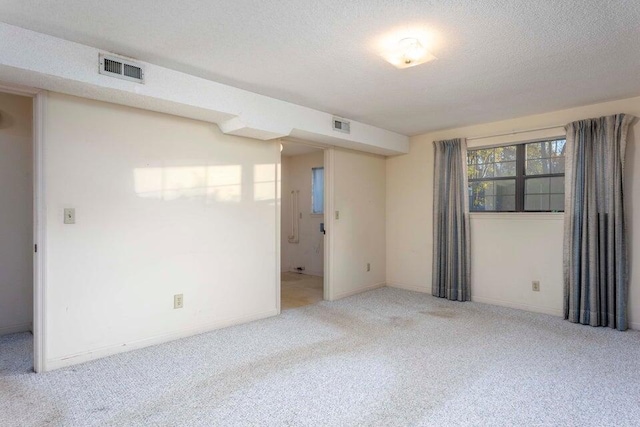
(275, 141), (282, 315)
(46, 309), (278, 371)
(470, 295), (563, 317)
(389, 283), (563, 317)
(388, 283), (638, 330)
(387, 282), (430, 294)
(323, 148), (334, 302)
(0, 84), (45, 372)
(33, 91), (47, 373)
(331, 282), (386, 301)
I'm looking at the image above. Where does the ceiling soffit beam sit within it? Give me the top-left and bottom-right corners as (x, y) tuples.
(0, 23), (408, 156)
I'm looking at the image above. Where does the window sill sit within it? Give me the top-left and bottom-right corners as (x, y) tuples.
(310, 213), (324, 218)
(469, 212), (564, 221)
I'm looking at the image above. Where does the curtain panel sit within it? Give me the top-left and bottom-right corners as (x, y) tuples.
(432, 138), (471, 301)
(564, 114), (635, 331)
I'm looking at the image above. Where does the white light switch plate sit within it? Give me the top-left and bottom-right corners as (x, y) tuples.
(64, 208), (75, 224)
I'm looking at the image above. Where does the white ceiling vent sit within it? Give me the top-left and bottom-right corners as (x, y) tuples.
(332, 117), (350, 134)
(99, 54), (144, 83)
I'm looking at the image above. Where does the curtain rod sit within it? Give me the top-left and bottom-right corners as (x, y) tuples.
(466, 124), (565, 141)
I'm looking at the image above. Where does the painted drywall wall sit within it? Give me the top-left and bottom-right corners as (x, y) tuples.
(387, 95), (640, 329)
(43, 93), (279, 369)
(0, 92), (33, 335)
(329, 148), (386, 299)
(470, 214), (564, 315)
(281, 151), (324, 276)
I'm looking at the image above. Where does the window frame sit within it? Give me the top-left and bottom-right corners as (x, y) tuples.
(467, 139), (565, 213)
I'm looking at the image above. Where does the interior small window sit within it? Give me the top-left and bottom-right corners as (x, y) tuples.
(311, 167), (324, 214)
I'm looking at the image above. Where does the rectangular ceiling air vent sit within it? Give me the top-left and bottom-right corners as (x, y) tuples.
(332, 117), (350, 134)
(99, 54), (145, 83)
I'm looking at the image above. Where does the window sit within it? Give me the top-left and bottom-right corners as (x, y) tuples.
(467, 139), (565, 212)
(311, 167), (324, 214)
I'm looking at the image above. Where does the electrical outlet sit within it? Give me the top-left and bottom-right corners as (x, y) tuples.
(174, 294), (184, 309)
(335, 211), (340, 220)
(366, 263), (371, 272)
(532, 281), (540, 292)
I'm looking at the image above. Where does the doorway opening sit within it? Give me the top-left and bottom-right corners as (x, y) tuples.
(0, 90), (34, 371)
(280, 140), (326, 310)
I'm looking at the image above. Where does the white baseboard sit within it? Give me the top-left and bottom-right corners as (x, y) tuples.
(386, 282), (430, 294)
(387, 285), (639, 331)
(45, 308), (278, 372)
(387, 283), (562, 317)
(0, 322), (32, 336)
(471, 295), (563, 317)
(331, 282), (385, 301)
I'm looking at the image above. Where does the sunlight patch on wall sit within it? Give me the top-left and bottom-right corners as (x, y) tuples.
(134, 165), (242, 203)
(254, 164), (276, 202)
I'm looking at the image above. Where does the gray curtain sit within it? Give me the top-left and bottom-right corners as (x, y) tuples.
(564, 114), (635, 331)
(432, 138), (471, 301)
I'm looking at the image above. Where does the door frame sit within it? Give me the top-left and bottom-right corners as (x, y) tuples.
(278, 139), (334, 312)
(323, 147), (334, 301)
(0, 83), (46, 372)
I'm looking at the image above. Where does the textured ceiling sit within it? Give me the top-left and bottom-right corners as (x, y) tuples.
(2, 0), (639, 136)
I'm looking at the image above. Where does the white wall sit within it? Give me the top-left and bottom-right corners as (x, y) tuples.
(43, 93), (280, 369)
(0, 91), (33, 335)
(329, 148), (386, 300)
(281, 151), (324, 276)
(470, 214), (564, 316)
(387, 95), (640, 329)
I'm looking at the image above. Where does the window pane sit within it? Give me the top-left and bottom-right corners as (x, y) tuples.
(550, 176), (564, 193)
(495, 161), (516, 177)
(467, 162), (476, 179)
(550, 194), (564, 212)
(526, 139), (566, 160)
(497, 145), (517, 162)
(467, 146), (517, 179)
(483, 195), (495, 211)
(525, 177), (550, 194)
(526, 158), (550, 175)
(495, 180), (516, 195)
(476, 162), (496, 179)
(550, 158), (565, 174)
(525, 176), (564, 212)
(526, 139), (566, 176)
(496, 195), (515, 211)
(311, 167), (324, 214)
(475, 148), (494, 164)
(525, 194), (550, 211)
(469, 180), (515, 211)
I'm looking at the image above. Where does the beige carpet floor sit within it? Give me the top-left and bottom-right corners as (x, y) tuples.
(2, 287), (640, 426)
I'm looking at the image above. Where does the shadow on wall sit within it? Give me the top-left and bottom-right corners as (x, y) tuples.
(0, 110), (15, 129)
(133, 163), (278, 204)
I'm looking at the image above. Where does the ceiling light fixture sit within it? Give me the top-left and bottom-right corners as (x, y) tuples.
(380, 36), (436, 69)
